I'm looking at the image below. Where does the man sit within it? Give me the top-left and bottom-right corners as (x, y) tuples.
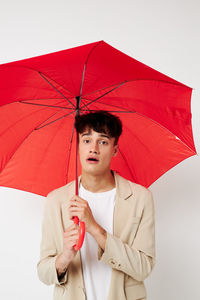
(37, 111), (155, 300)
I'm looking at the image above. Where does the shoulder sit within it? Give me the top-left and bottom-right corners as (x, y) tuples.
(47, 180), (74, 197)
(126, 178), (154, 216)
(129, 180), (152, 198)
(115, 172), (153, 208)
(45, 180), (75, 206)
(116, 172), (152, 196)
(126, 177), (149, 192)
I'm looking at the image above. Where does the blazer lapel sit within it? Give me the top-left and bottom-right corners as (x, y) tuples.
(61, 181), (75, 230)
(113, 173), (134, 240)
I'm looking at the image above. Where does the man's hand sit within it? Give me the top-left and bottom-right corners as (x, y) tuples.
(68, 195), (98, 234)
(56, 223), (80, 276)
(68, 195), (107, 251)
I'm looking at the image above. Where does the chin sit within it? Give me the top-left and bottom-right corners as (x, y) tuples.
(82, 166), (110, 177)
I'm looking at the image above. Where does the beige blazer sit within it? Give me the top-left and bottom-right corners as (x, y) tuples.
(37, 172), (155, 300)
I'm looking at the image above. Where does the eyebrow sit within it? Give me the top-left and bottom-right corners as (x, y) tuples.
(80, 132), (110, 139)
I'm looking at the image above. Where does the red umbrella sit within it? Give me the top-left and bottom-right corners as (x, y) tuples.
(0, 41), (197, 248)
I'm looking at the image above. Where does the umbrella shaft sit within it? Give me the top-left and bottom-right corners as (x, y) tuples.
(75, 96), (80, 195)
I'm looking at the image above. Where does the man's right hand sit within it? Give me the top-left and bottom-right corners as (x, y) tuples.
(56, 223), (80, 276)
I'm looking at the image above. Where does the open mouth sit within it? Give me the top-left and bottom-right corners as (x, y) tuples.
(87, 157), (99, 162)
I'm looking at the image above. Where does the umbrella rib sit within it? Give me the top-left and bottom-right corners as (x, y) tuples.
(38, 72), (76, 108)
(35, 110), (75, 130)
(80, 97), (136, 113)
(117, 148), (138, 182)
(20, 101), (75, 110)
(81, 78), (189, 101)
(80, 81), (126, 98)
(38, 71), (75, 97)
(85, 40), (103, 65)
(0, 99), (72, 140)
(79, 98), (87, 110)
(30, 118), (70, 188)
(19, 99), (75, 130)
(35, 105), (75, 131)
(80, 108), (136, 113)
(82, 99), (136, 113)
(20, 98), (76, 131)
(0, 103), (70, 173)
(113, 105), (197, 153)
(78, 41), (105, 100)
(1, 64), (75, 106)
(80, 81), (128, 110)
(79, 64), (86, 98)
(19, 98), (64, 102)
(79, 99), (92, 113)
(16, 99), (75, 132)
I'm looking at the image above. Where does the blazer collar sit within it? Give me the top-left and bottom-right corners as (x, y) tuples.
(113, 171), (132, 200)
(76, 171), (132, 200)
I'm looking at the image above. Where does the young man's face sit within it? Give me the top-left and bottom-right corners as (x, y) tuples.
(78, 127), (118, 176)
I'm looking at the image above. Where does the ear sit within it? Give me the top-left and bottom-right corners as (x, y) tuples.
(113, 144), (118, 157)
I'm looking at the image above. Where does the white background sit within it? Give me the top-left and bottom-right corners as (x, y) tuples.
(0, 1), (200, 299)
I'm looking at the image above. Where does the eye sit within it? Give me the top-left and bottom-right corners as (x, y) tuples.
(83, 139), (90, 143)
(99, 140), (108, 145)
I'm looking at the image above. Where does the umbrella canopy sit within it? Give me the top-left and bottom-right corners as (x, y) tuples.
(0, 40), (196, 197)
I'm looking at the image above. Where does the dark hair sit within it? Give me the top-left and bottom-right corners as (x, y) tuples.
(75, 110), (122, 144)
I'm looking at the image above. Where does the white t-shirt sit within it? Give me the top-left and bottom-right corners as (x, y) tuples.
(79, 184), (116, 300)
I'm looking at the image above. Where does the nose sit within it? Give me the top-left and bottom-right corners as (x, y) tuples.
(89, 142), (99, 154)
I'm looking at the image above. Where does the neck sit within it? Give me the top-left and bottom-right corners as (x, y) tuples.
(80, 170), (115, 193)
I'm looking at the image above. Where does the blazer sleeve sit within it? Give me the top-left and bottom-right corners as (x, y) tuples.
(98, 189), (155, 282)
(37, 192), (68, 286)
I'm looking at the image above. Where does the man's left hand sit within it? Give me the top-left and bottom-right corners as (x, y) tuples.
(68, 195), (98, 234)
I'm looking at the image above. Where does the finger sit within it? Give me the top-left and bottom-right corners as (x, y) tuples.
(69, 200), (87, 208)
(69, 209), (85, 220)
(64, 223), (77, 231)
(71, 195), (86, 203)
(63, 226), (79, 235)
(69, 206), (83, 214)
(69, 209), (84, 220)
(64, 237), (79, 248)
(64, 223), (79, 232)
(71, 195), (81, 201)
(64, 226), (79, 234)
(63, 230), (80, 240)
(64, 230), (80, 241)
(64, 237), (78, 245)
(68, 238), (79, 247)
(64, 224), (79, 234)
(69, 207), (83, 213)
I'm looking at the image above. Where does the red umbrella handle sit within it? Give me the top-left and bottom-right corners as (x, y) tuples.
(73, 216), (85, 251)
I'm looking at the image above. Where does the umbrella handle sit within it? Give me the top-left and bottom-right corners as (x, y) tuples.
(73, 216), (85, 251)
